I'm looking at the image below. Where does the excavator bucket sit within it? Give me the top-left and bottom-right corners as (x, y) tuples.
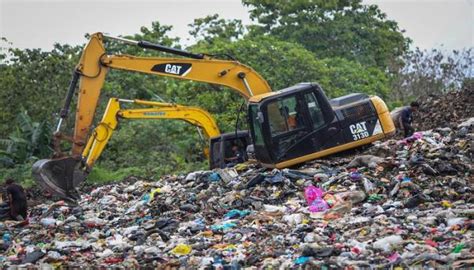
(32, 157), (87, 202)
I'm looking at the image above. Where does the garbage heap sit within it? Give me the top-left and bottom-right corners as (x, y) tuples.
(415, 87), (474, 131)
(1, 129), (473, 267)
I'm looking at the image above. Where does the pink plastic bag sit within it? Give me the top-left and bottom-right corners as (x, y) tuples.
(304, 185), (324, 205)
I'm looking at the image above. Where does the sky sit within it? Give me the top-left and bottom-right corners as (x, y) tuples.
(0, 0), (473, 51)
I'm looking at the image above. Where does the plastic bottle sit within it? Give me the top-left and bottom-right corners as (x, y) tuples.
(2, 233), (12, 249)
(363, 178), (375, 193)
(2, 233), (11, 243)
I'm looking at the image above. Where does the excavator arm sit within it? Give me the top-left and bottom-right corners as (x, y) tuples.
(71, 33), (270, 156)
(81, 98), (220, 168)
(32, 32), (272, 201)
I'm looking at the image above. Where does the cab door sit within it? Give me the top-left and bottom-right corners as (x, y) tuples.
(302, 91), (343, 152)
(263, 87), (340, 164)
(264, 93), (315, 162)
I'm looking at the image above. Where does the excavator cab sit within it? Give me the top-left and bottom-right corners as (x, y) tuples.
(209, 131), (252, 169)
(248, 83), (394, 168)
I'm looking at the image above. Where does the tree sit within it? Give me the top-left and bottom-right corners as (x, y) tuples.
(0, 44), (81, 137)
(189, 14), (245, 42)
(242, 0), (410, 69)
(0, 111), (52, 166)
(390, 48), (473, 102)
(322, 57), (389, 99)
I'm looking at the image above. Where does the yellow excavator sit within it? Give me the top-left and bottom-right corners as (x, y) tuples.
(33, 32), (395, 201)
(81, 98), (220, 169)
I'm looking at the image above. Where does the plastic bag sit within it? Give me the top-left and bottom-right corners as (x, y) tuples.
(304, 185), (324, 205)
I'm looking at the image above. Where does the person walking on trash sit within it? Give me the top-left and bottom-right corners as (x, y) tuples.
(391, 101), (420, 137)
(4, 178), (28, 221)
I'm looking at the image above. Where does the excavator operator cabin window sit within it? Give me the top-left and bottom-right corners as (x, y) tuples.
(250, 105), (264, 146)
(304, 92), (325, 130)
(267, 96), (301, 137)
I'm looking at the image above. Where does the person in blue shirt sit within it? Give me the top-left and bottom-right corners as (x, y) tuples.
(391, 101), (420, 137)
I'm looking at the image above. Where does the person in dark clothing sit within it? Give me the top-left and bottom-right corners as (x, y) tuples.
(5, 178), (28, 221)
(225, 145), (245, 166)
(391, 101), (420, 138)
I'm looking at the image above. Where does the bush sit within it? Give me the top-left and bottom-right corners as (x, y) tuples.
(0, 162), (35, 187)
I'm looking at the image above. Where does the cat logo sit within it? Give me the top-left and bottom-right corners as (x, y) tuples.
(151, 63), (192, 76)
(349, 121), (369, 140)
(165, 64), (183, 75)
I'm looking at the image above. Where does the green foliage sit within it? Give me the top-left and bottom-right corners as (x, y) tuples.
(243, 0), (410, 69)
(322, 57), (389, 98)
(194, 36), (328, 90)
(0, 111), (52, 166)
(87, 165), (144, 185)
(386, 100), (404, 111)
(462, 77), (474, 90)
(184, 36), (390, 115)
(0, 162), (36, 187)
(96, 120), (208, 177)
(189, 14), (244, 42)
(0, 44), (80, 137)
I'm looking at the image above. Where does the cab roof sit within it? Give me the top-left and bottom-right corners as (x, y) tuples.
(248, 83), (321, 103)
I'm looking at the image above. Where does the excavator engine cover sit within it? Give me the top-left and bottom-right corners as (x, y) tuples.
(32, 157), (86, 201)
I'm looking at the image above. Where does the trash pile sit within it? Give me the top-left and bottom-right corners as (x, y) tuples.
(415, 87), (473, 131)
(0, 98), (473, 268)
